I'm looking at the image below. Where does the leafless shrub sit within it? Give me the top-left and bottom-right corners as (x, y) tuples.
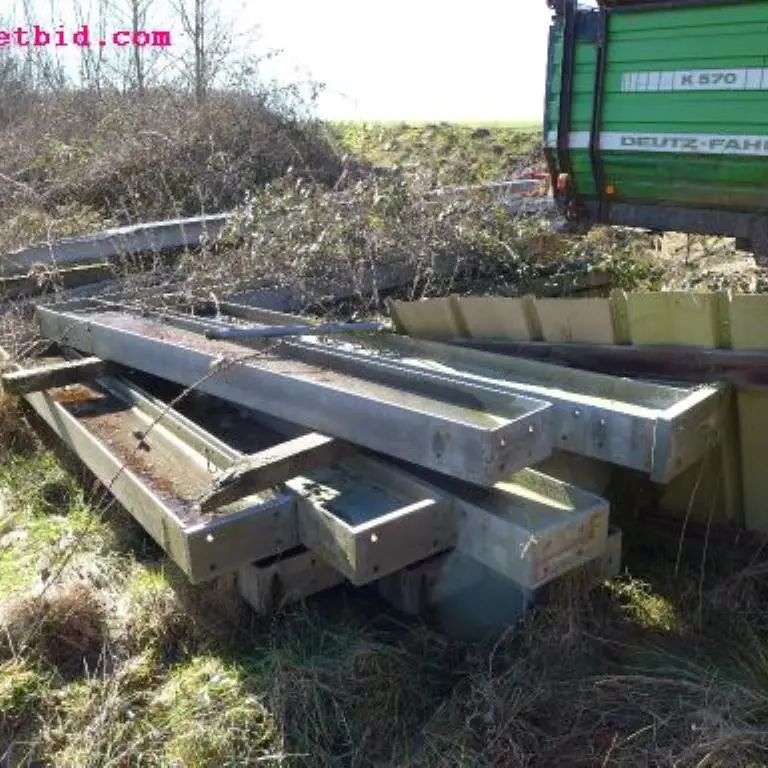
(0, 89), (347, 227)
(159, 172), (562, 318)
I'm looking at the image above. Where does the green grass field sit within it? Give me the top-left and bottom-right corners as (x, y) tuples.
(327, 121), (543, 187)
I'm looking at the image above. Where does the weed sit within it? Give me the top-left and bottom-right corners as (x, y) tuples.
(0, 581), (108, 676)
(122, 567), (201, 664)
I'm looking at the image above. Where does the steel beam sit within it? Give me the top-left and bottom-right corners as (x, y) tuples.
(277, 333), (727, 483)
(169, 301), (725, 483)
(374, 551), (488, 616)
(237, 548), (346, 615)
(288, 454), (456, 584)
(1, 356), (115, 395)
(0, 263), (115, 300)
(199, 434), (358, 512)
(21, 365), (297, 584)
(378, 460), (610, 589)
(35, 304), (554, 487)
(1, 214), (230, 276)
(62, 300), (725, 483)
(18, 356), (455, 586)
(452, 337), (768, 390)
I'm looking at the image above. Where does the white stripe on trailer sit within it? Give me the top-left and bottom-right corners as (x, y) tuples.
(621, 68), (768, 92)
(545, 131), (768, 156)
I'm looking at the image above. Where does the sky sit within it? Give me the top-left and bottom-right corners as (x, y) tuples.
(250, 1), (553, 122)
(9, 0), (554, 123)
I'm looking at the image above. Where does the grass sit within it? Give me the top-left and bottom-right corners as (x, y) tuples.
(1, 109), (768, 765)
(1, 433), (767, 765)
(327, 121), (542, 187)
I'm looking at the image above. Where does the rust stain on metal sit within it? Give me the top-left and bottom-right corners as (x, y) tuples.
(532, 510), (604, 584)
(52, 381), (213, 523)
(53, 383), (107, 404)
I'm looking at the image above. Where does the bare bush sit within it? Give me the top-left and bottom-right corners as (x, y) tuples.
(161, 173), (568, 317)
(0, 90), (347, 227)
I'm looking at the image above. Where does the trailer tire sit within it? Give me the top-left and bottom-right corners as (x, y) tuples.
(752, 219), (768, 267)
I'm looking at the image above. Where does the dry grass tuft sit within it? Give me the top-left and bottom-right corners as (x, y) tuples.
(121, 568), (201, 663)
(40, 651), (158, 766)
(0, 392), (37, 458)
(0, 581), (108, 676)
(145, 655), (278, 765)
(420, 583), (768, 767)
(0, 657), (49, 748)
(252, 607), (461, 765)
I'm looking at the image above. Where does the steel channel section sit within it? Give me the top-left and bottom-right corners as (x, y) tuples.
(107, 373), (456, 586)
(286, 335), (721, 482)
(112, 300), (724, 482)
(1, 214), (230, 276)
(85, 302), (561, 478)
(280, 337), (655, 471)
(79, 300), (712, 480)
(24, 361), (456, 586)
(22, 374), (298, 584)
(237, 549), (346, 615)
(126, 304), (691, 480)
(35, 305), (554, 487)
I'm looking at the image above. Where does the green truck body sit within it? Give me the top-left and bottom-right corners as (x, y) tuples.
(544, 0), (768, 259)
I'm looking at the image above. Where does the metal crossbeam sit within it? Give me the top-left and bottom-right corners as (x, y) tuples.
(1, 356), (115, 395)
(62, 298), (725, 482)
(199, 434), (357, 512)
(1, 214), (230, 276)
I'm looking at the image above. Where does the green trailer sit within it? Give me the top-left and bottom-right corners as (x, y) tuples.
(544, 0), (768, 261)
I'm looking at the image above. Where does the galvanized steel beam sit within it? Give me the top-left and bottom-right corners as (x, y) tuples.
(163, 301), (724, 483)
(278, 332), (726, 483)
(21, 366), (297, 584)
(1, 214), (230, 276)
(69, 299), (725, 483)
(35, 304), (554, 487)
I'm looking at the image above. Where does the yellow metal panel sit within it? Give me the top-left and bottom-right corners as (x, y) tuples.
(534, 298), (615, 344)
(646, 292), (738, 524)
(455, 296), (531, 340)
(609, 289), (631, 345)
(626, 292), (730, 348)
(728, 294), (768, 351)
(388, 296), (466, 339)
(728, 293), (768, 533)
